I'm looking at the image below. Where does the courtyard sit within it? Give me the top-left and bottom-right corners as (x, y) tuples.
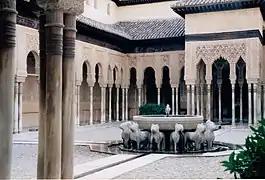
(12, 122), (250, 179)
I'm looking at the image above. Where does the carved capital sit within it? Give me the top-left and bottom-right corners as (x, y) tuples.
(37, 0), (84, 15)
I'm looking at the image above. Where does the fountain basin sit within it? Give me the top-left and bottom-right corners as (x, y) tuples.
(133, 115), (204, 131)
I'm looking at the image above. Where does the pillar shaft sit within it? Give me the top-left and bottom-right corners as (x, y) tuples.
(186, 85), (190, 115)
(175, 87), (179, 115)
(196, 85), (200, 115)
(61, 14), (76, 179)
(101, 87), (105, 123)
(0, 1), (17, 177)
(231, 83), (235, 126)
(138, 88), (141, 108)
(200, 84), (204, 116)
(109, 86), (112, 121)
(89, 86), (93, 124)
(125, 88), (128, 120)
(122, 88), (125, 120)
(218, 84), (222, 124)
(14, 81), (23, 133)
(172, 88), (175, 115)
(263, 85), (265, 119)
(76, 85), (80, 125)
(207, 84), (211, 121)
(191, 85), (195, 115)
(157, 87), (161, 105)
(116, 87), (119, 121)
(44, 10), (64, 178)
(253, 84), (257, 126)
(239, 86), (243, 123)
(37, 13), (46, 179)
(247, 84), (252, 126)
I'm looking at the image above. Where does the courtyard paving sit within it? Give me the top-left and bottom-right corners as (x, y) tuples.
(12, 121), (251, 179)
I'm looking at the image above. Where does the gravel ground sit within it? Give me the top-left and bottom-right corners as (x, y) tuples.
(115, 156), (234, 179)
(11, 144), (111, 179)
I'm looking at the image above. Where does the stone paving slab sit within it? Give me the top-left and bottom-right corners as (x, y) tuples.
(79, 154), (169, 179)
(74, 154), (138, 178)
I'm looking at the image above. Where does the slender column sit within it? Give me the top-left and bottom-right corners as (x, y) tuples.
(231, 83), (235, 126)
(75, 85), (81, 126)
(200, 84), (204, 116)
(257, 84), (262, 123)
(122, 88), (125, 121)
(89, 86), (93, 124)
(101, 86), (105, 123)
(186, 85), (190, 115)
(253, 84), (257, 126)
(14, 82), (19, 133)
(18, 82), (23, 132)
(218, 82), (222, 124)
(248, 84), (252, 126)
(0, 1), (17, 178)
(44, 10), (64, 178)
(172, 87), (175, 115)
(14, 80), (24, 133)
(196, 85), (200, 115)
(207, 83), (211, 121)
(37, 14), (46, 179)
(191, 85), (195, 115)
(116, 87), (120, 121)
(125, 88), (128, 120)
(61, 14), (76, 179)
(157, 87), (161, 105)
(138, 88), (142, 108)
(175, 86), (179, 115)
(109, 86), (112, 122)
(263, 84), (265, 119)
(239, 84), (243, 123)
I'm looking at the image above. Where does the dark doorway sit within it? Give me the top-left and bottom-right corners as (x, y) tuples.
(143, 67), (157, 104)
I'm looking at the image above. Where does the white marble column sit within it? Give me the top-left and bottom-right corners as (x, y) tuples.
(116, 87), (120, 121)
(157, 87), (161, 105)
(101, 87), (106, 123)
(196, 85), (200, 115)
(76, 85), (81, 125)
(253, 84), (257, 126)
(89, 86), (93, 125)
(175, 86), (179, 115)
(231, 83), (235, 126)
(109, 86), (112, 122)
(248, 83), (252, 126)
(172, 87), (175, 115)
(125, 87), (128, 120)
(207, 83), (211, 121)
(239, 84), (243, 123)
(191, 85), (195, 115)
(122, 88), (125, 121)
(200, 84), (204, 116)
(218, 83), (222, 124)
(187, 85), (191, 115)
(263, 84), (265, 119)
(13, 81), (23, 133)
(257, 85), (262, 123)
(138, 87), (142, 108)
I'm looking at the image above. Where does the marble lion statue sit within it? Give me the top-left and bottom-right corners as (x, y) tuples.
(184, 123), (206, 151)
(204, 120), (219, 150)
(150, 124), (165, 151)
(119, 121), (136, 149)
(170, 123), (184, 152)
(129, 122), (151, 150)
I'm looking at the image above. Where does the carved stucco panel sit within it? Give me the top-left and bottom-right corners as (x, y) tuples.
(83, 47), (92, 61)
(161, 55), (169, 66)
(26, 34), (39, 54)
(128, 56), (137, 67)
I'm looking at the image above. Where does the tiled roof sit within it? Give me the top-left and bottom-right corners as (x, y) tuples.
(112, 0), (175, 6)
(174, 0), (245, 7)
(77, 15), (185, 40)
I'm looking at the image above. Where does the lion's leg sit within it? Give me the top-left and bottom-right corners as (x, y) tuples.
(162, 138), (165, 151)
(195, 142), (200, 151)
(208, 140), (213, 150)
(174, 142), (177, 153)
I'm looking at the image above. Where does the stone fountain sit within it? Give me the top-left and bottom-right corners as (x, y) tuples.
(119, 105), (225, 153)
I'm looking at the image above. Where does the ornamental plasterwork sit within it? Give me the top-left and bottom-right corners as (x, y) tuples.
(179, 53), (185, 67)
(95, 50), (104, 61)
(26, 34), (39, 53)
(83, 47), (92, 60)
(143, 55), (155, 64)
(161, 55), (169, 66)
(196, 42), (246, 64)
(128, 56), (137, 67)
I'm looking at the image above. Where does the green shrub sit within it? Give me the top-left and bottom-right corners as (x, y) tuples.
(139, 104), (166, 115)
(221, 119), (265, 179)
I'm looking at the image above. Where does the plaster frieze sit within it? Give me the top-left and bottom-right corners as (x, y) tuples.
(128, 56), (137, 67)
(196, 42), (247, 64)
(26, 34), (39, 54)
(161, 55), (169, 66)
(83, 46), (92, 61)
(179, 53), (185, 68)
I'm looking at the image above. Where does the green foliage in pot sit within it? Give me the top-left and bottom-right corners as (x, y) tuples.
(139, 104), (166, 115)
(221, 119), (265, 179)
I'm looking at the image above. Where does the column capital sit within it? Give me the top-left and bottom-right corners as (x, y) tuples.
(37, 0), (84, 15)
(15, 76), (26, 83)
(75, 80), (82, 86)
(171, 84), (179, 88)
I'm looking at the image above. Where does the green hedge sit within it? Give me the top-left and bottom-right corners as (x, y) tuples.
(139, 104), (165, 115)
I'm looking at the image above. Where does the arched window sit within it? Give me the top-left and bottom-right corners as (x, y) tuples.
(107, 3), (111, 15)
(94, 0), (97, 9)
